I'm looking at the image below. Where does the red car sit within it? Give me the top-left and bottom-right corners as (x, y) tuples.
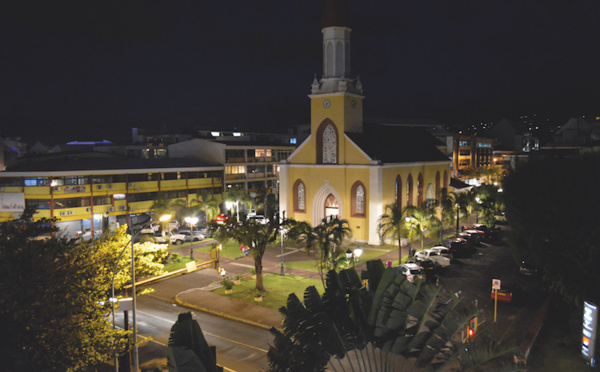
(491, 283), (519, 303)
(215, 213), (229, 224)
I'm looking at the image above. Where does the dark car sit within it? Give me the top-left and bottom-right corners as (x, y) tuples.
(519, 260), (539, 276)
(469, 224), (503, 242)
(441, 237), (473, 258)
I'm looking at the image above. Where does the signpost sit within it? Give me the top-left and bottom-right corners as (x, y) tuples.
(582, 301), (598, 366)
(492, 279), (501, 323)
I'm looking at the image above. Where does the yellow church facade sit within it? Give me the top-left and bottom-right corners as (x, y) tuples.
(279, 0), (450, 245)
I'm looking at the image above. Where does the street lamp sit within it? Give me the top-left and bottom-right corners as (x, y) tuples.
(279, 211), (286, 276)
(475, 197), (481, 224)
(110, 213), (171, 372)
(184, 216), (199, 260)
(455, 203), (460, 234)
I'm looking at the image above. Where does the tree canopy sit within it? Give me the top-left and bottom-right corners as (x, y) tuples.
(503, 153), (600, 306)
(0, 211), (169, 371)
(268, 260), (520, 371)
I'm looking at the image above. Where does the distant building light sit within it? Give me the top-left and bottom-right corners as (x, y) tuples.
(233, 132), (241, 137)
(290, 138), (297, 144)
(211, 132), (220, 137)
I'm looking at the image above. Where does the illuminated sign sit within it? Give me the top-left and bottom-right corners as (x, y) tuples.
(582, 301), (597, 363)
(0, 193), (25, 212)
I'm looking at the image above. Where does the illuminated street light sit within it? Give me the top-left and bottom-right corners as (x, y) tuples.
(110, 213), (171, 372)
(184, 216), (199, 260)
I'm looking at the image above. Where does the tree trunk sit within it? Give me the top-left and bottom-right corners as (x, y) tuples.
(254, 248), (265, 292)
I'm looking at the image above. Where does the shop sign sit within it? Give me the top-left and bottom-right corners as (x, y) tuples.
(582, 301), (598, 363)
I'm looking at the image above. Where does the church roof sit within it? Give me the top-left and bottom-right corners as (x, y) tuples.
(346, 125), (449, 164)
(322, 0), (350, 29)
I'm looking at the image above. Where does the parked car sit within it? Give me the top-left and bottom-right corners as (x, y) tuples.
(442, 236), (473, 257)
(215, 213), (229, 225)
(405, 257), (436, 278)
(248, 215), (268, 225)
(469, 224), (503, 242)
(491, 282), (520, 303)
(519, 260), (539, 276)
(414, 249), (451, 268)
(461, 228), (484, 245)
(142, 231), (186, 245)
(176, 229), (205, 242)
(398, 263), (425, 283)
(430, 246), (454, 262)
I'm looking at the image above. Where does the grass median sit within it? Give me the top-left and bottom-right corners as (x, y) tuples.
(212, 273), (325, 311)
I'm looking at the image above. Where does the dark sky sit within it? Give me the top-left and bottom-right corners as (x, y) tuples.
(2, 1), (600, 145)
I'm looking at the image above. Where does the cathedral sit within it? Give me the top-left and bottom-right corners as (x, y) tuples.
(279, 0), (450, 245)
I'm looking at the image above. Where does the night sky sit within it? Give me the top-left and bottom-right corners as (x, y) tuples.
(2, 1), (600, 145)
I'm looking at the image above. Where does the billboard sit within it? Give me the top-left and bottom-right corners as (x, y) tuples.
(582, 301), (598, 365)
(0, 193), (25, 212)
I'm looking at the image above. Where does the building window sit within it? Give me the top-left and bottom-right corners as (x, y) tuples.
(417, 173), (424, 206)
(351, 181), (366, 217)
(323, 125), (336, 163)
(316, 119), (338, 164)
(435, 171), (441, 201)
(395, 175), (402, 208)
(293, 179), (306, 212)
(406, 174), (413, 207)
(443, 170), (448, 189)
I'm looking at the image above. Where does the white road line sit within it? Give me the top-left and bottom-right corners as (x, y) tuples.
(137, 310), (268, 353)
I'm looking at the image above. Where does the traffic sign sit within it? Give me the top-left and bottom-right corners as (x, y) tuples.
(492, 278), (501, 290)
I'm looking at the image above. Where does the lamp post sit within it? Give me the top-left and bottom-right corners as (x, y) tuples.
(184, 216), (199, 260)
(475, 197), (481, 224)
(111, 213), (171, 372)
(279, 211), (286, 276)
(455, 203), (460, 234)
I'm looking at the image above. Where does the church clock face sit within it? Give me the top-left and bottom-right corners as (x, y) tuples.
(323, 99), (331, 108)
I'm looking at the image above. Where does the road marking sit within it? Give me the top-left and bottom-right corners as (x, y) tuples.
(275, 248), (299, 258)
(138, 310), (268, 353)
(230, 262), (254, 268)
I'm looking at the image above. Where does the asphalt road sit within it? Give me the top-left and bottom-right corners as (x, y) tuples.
(435, 235), (546, 347)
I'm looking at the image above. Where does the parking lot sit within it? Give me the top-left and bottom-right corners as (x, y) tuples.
(433, 233), (547, 346)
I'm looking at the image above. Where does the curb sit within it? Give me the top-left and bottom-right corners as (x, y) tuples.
(519, 292), (553, 360)
(174, 293), (279, 332)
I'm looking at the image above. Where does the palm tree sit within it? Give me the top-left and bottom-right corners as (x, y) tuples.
(378, 203), (409, 260)
(404, 201), (442, 251)
(150, 192), (185, 231)
(223, 187), (252, 222)
(195, 190), (220, 225)
(287, 216), (352, 286)
(450, 191), (471, 234)
(438, 187), (455, 241)
(267, 261), (522, 371)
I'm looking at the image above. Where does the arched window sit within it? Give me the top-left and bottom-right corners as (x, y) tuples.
(406, 174), (413, 207)
(435, 171), (441, 201)
(316, 120), (339, 164)
(351, 181), (366, 217)
(293, 179), (305, 212)
(395, 175), (402, 208)
(443, 170), (448, 189)
(417, 173), (424, 206)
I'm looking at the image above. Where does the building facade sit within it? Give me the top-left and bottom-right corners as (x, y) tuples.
(0, 152), (222, 239)
(279, 0), (450, 245)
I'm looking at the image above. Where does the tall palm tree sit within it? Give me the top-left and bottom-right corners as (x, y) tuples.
(438, 187), (455, 241)
(378, 203), (408, 260)
(449, 191), (471, 234)
(195, 190), (220, 225)
(267, 262), (522, 371)
(404, 202), (441, 251)
(223, 187), (252, 222)
(150, 192), (185, 231)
